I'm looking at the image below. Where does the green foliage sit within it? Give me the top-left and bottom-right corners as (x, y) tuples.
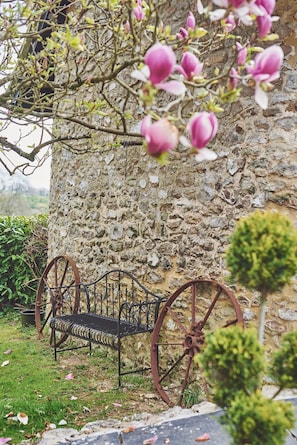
(269, 330), (297, 390)
(224, 391), (295, 445)
(197, 326), (296, 445)
(226, 210), (297, 295)
(196, 326), (265, 407)
(0, 215), (48, 308)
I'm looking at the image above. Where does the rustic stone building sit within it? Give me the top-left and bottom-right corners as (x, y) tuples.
(48, 1), (297, 347)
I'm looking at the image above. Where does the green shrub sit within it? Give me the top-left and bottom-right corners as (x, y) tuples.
(196, 326), (265, 408)
(0, 215), (48, 309)
(225, 210), (297, 343)
(269, 330), (297, 391)
(196, 326), (296, 445)
(226, 210), (297, 295)
(224, 391), (295, 445)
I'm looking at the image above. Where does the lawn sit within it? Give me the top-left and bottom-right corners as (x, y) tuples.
(0, 311), (165, 444)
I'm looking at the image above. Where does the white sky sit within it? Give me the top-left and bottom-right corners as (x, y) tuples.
(28, 157), (51, 189)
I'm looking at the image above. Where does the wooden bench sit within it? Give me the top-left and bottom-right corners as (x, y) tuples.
(49, 269), (164, 385)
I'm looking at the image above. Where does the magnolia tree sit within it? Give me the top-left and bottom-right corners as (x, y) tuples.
(0, 0), (283, 176)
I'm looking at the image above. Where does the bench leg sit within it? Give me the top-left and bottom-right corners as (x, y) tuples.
(118, 338), (121, 387)
(53, 328), (57, 361)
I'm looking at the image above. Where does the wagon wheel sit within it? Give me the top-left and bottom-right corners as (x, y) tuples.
(151, 279), (243, 407)
(35, 255), (80, 347)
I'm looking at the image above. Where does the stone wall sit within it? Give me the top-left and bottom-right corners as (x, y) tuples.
(48, 1), (297, 347)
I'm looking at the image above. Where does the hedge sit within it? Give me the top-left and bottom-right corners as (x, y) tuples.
(0, 215), (48, 309)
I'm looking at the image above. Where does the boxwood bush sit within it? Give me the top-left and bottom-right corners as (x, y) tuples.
(0, 215), (48, 309)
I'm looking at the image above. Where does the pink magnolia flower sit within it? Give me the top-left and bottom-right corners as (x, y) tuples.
(257, 10), (272, 37)
(123, 20), (130, 33)
(224, 12), (236, 32)
(246, 45), (284, 108)
(188, 112), (218, 150)
(132, 43), (186, 95)
(145, 43), (176, 85)
(211, 0), (263, 26)
(255, 0), (275, 15)
(177, 27), (189, 40)
(229, 67), (239, 88)
(0, 439), (12, 445)
(177, 11), (196, 39)
(247, 45), (283, 83)
(133, 5), (145, 21)
(236, 42), (248, 65)
(176, 52), (203, 80)
(141, 116), (179, 157)
(186, 11), (196, 29)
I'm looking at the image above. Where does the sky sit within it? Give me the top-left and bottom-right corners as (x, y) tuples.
(1, 120), (52, 190)
(29, 157), (51, 189)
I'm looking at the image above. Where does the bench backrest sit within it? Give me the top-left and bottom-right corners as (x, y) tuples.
(49, 269), (164, 330)
(82, 270), (163, 328)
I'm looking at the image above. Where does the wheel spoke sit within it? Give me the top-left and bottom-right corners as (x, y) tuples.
(178, 355), (193, 406)
(59, 259), (70, 288)
(167, 306), (188, 334)
(158, 351), (187, 385)
(199, 285), (222, 329)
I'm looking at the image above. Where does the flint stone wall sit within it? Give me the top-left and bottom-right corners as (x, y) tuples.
(49, 1), (297, 347)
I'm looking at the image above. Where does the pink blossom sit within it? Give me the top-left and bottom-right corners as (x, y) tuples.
(177, 27), (189, 40)
(224, 13), (236, 31)
(131, 43), (186, 95)
(176, 52), (203, 80)
(186, 11), (196, 30)
(236, 42), (248, 65)
(232, 0), (246, 7)
(188, 112), (218, 149)
(229, 67), (238, 88)
(141, 116), (179, 157)
(257, 10), (272, 37)
(133, 5), (145, 21)
(123, 20), (130, 33)
(144, 43), (176, 85)
(247, 45), (283, 84)
(255, 0), (275, 15)
(246, 45), (283, 108)
(0, 439), (12, 445)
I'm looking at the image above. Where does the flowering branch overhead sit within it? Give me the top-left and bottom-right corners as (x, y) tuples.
(0, 0), (284, 173)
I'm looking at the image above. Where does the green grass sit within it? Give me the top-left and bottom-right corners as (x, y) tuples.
(0, 311), (162, 444)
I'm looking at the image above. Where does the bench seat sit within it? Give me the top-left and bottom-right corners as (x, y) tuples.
(50, 313), (152, 348)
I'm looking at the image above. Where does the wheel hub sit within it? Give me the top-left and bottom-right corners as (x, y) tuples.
(183, 321), (205, 357)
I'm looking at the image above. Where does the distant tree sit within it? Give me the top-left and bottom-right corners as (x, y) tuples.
(0, 192), (30, 216)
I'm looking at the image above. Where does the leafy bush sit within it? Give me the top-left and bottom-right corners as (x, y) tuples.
(196, 327), (296, 445)
(196, 326), (265, 407)
(269, 330), (297, 391)
(0, 215), (48, 309)
(226, 210), (297, 295)
(224, 391), (295, 445)
(225, 210), (297, 343)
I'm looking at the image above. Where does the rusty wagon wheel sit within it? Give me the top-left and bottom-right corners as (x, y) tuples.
(35, 255), (80, 347)
(151, 279), (243, 407)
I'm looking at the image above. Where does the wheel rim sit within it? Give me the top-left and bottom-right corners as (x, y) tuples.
(35, 255), (80, 347)
(151, 279), (243, 407)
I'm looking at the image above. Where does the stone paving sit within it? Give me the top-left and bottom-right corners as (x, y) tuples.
(35, 394), (297, 445)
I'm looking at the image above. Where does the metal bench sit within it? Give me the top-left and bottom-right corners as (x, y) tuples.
(35, 260), (164, 386)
